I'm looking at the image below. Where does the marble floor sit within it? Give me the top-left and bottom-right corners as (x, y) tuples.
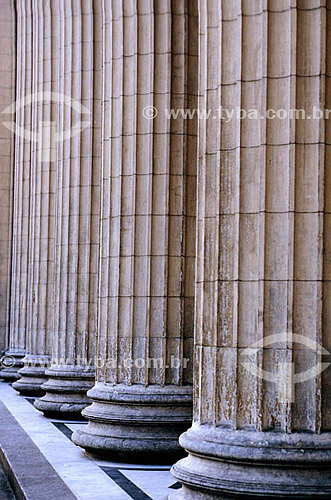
(0, 382), (181, 500)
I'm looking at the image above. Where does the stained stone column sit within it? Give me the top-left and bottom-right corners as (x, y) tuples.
(0, 0), (15, 362)
(171, 0), (331, 498)
(13, 0), (57, 395)
(35, 0), (99, 418)
(1, 0), (32, 381)
(72, 0), (198, 458)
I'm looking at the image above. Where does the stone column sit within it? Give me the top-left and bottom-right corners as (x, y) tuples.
(0, 0), (15, 364)
(34, 0), (99, 418)
(72, 0), (198, 459)
(13, 0), (57, 395)
(171, 0), (331, 498)
(1, 0), (32, 381)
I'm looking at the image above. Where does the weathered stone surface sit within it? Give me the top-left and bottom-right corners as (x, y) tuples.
(12, 354), (50, 396)
(34, 365), (95, 419)
(34, 0), (99, 418)
(1, 0), (30, 382)
(72, 0), (198, 459)
(171, 426), (331, 498)
(0, 349), (25, 383)
(12, 0), (56, 397)
(171, 0), (331, 497)
(0, 0), (15, 360)
(72, 383), (192, 459)
(1, 0), (330, 495)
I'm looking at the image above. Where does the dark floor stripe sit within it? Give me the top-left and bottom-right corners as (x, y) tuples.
(169, 482), (181, 490)
(52, 422), (74, 440)
(117, 467), (170, 472)
(25, 398), (35, 406)
(101, 467), (153, 500)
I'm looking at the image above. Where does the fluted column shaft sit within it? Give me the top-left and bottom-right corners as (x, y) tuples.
(72, 0), (198, 458)
(171, 0), (331, 498)
(0, 0), (15, 367)
(13, 0), (57, 396)
(35, 0), (99, 419)
(2, 0), (32, 381)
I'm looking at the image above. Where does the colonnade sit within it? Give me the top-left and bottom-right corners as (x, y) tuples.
(0, 0), (330, 497)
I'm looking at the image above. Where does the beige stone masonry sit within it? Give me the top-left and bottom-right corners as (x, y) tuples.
(171, 1), (331, 497)
(0, 0), (15, 364)
(13, 0), (56, 396)
(35, 0), (99, 419)
(2, 0), (32, 382)
(1, 0), (330, 487)
(72, 0), (198, 458)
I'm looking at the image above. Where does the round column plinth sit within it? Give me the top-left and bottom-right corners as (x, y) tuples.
(34, 365), (95, 419)
(0, 348), (25, 382)
(72, 383), (193, 461)
(170, 425), (331, 498)
(12, 354), (51, 396)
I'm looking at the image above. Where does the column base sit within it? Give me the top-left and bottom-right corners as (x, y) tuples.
(12, 354), (51, 396)
(0, 348), (25, 382)
(170, 425), (331, 498)
(34, 365), (95, 419)
(72, 383), (193, 461)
